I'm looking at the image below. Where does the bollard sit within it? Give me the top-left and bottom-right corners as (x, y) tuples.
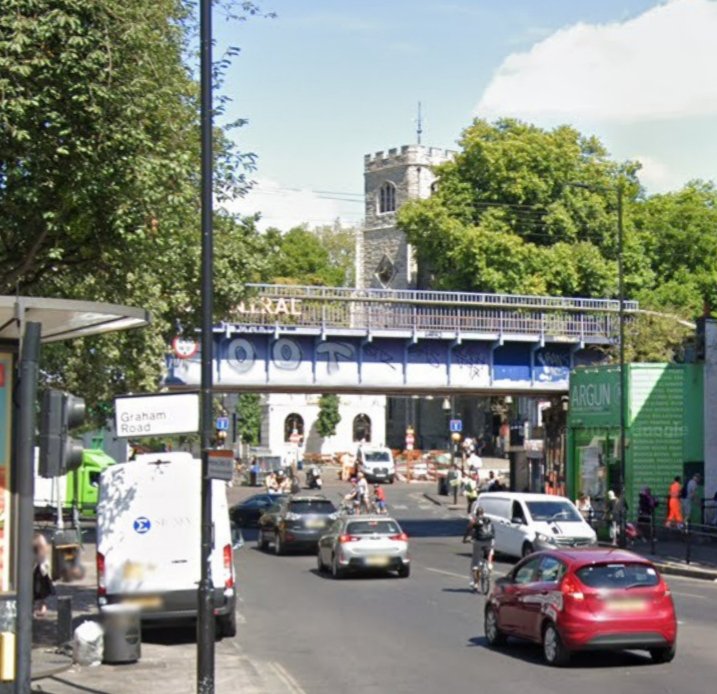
(57, 596), (73, 647)
(685, 521), (691, 565)
(650, 509), (656, 555)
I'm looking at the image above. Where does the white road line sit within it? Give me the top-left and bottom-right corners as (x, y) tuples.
(267, 661), (307, 693)
(424, 567), (470, 580)
(672, 591), (709, 600)
(392, 504), (408, 509)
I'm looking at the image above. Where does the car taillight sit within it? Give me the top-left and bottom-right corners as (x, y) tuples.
(97, 551), (106, 597)
(560, 574), (584, 601)
(339, 534), (360, 543)
(656, 580), (671, 597)
(223, 544), (234, 589)
(389, 533), (409, 542)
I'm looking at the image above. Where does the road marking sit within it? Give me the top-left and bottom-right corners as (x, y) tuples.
(267, 661), (307, 693)
(424, 567), (469, 580)
(672, 591), (708, 600)
(392, 504), (408, 509)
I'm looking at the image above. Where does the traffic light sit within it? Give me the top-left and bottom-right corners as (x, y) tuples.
(38, 389), (86, 477)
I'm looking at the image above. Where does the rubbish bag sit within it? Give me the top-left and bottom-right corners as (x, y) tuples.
(73, 620), (104, 666)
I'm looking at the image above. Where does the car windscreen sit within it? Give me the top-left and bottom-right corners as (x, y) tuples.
(289, 500), (336, 514)
(346, 520), (400, 535)
(364, 451), (391, 462)
(576, 562), (660, 589)
(526, 500), (582, 523)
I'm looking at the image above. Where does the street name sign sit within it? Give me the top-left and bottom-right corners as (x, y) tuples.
(115, 392), (199, 437)
(216, 416), (229, 431)
(449, 419), (463, 433)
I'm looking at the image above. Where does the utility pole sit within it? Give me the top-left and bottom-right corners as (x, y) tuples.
(197, 0), (215, 690)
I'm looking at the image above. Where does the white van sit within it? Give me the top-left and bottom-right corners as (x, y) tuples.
(96, 453), (239, 637)
(476, 492), (597, 559)
(356, 446), (395, 484)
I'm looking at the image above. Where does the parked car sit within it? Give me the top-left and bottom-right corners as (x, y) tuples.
(257, 495), (338, 554)
(484, 548), (677, 666)
(229, 493), (287, 528)
(476, 492), (597, 558)
(317, 516), (410, 579)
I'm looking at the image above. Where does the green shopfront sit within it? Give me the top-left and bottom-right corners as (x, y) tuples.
(567, 364), (704, 516)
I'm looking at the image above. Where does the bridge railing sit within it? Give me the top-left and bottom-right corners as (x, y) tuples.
(245, 283), (639, 313)
(231, 293), (618, 341)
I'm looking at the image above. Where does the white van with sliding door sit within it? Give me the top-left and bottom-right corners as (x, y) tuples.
(476, 492), (597, 559)
(96, 453), (241, 637)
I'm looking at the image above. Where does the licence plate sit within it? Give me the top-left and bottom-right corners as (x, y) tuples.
(123, 596), (163, 609)
(606, 599), (646, 612)
(365, 556), (389, 567)
(305, 519), (325, 529)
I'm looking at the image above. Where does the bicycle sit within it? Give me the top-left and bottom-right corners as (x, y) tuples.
(472, 546), (494, 595)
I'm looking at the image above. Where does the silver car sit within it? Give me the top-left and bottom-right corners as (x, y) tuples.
(317, 516), (410, 579)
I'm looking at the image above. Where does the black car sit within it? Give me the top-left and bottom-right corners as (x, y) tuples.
(230, 494), (287, 528)
(257, 495), (338, 554)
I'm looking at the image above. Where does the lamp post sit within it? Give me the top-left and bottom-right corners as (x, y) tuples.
(569, 179), (627, 548)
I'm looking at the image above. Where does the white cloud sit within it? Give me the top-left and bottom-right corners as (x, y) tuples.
(224, 178), (361, 231)
(476, 0), (717, 123)
(633, 153), (678, 192)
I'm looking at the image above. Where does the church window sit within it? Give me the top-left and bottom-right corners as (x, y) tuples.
(284, 413), (304, 442)
(353, 414), (372, 443)
(378, 181), (396, 214)
(375, 255), (397, 288)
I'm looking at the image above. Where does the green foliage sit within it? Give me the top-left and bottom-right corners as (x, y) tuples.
(0, 0), (271, 422)
(265, 223), (355, 287)
(235, 393), (261, 445)
(398, 117), (716, 361)
(316, 394), (341, 439)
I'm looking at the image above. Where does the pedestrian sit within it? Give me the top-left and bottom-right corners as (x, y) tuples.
(666, 476), (684, 528)
(576, 492), (593, 522)
(249, 457), (259, 487)
(373, 484), (387, 515)
(357, 472), (370, 514)
(605, 490), (619, 546)
(33, 533), (54, 618)
(498, 421), (510, 458)
(685, 473), (702, 525)
(467, 450), (482, 476)
(463, 472), (479, 514)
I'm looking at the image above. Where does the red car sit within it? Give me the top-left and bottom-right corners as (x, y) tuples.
(484, 548), (676, 666)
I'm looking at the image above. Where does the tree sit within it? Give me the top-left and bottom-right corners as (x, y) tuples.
(398, 118), (643, 297)
(265, 223), (356, 287)
(235, 393), (261, 446)
(0, 0), (271, 421)
(316, 394), (341, 439)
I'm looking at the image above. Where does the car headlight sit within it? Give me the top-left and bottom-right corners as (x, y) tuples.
(328, 513), (338, 521)
(285, 512), (301, 521)
(535, 533), (555, 545)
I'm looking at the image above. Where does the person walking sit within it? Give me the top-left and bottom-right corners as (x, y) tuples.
(685, 473), (703, 525)
(463, 472), (479, 514)
(666, 476), (684, 528)
(33, 533), (54, 617)
(357, 472), (370, 515)
(605, 490), (618, 546)
(576, 492), (593, 522)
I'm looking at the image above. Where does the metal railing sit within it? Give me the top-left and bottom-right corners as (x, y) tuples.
(232, 285), (625, 341)
(246, 283), (639, 313)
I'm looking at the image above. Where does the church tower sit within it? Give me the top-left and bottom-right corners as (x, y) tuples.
(357, 145), (454, 290)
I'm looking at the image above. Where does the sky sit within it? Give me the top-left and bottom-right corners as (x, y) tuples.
(217, 0), (717, 230)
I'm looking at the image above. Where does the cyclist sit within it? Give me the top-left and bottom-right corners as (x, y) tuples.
(464, 504), (495, 592)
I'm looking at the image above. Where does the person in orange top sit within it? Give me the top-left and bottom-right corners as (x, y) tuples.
(666, 475), (684, 528)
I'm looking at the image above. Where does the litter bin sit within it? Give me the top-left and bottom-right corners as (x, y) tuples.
(437, 474), (448, 496)
(101, 604), (141, 664)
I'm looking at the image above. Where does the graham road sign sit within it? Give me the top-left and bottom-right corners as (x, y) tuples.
(449, 419), (463, 433)
(115, 392), (199, 437)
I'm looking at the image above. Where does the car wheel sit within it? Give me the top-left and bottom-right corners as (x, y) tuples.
(397, 564), (410, 578)
(484, 607), (507, 647)
(331, 554), (344, 579)
(274, 533), (284, 556)
(317, 551), (326, 573)
(521, 542), (534, 558)
(542, 622), (570, 667)
(257, 530), (268, 551)
(650, 645), (676, 664)
(389, 476), (395, 484)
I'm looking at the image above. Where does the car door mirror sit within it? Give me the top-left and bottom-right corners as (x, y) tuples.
(230, 522), (244, 550)
(511, 516), (524, 525)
